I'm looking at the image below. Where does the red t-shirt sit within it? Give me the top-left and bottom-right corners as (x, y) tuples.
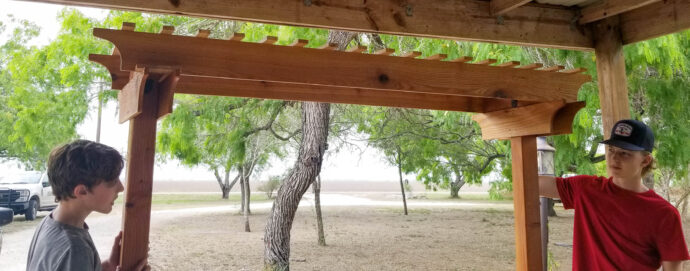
(556, 175), (690, 270)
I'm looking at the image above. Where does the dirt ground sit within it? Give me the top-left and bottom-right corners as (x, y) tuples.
(3, 193), (689, 270)
(148, 205), (582, 271)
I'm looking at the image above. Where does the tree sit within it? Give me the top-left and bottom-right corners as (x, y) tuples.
(352, 106), (505, 199)
(157, 96), (295, 202)
(263, 29), (353, 271)
(263, 102), (331, 270)
(0, 12), (114, 169)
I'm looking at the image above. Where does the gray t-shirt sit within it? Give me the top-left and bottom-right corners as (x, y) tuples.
(26, 213), (101, 271)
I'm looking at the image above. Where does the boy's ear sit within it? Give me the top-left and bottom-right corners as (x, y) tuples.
(642, 154), (652, 167)
(73, 184), (89, 197)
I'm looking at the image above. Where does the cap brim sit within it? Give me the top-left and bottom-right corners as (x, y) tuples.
(600, 139), (646, 151)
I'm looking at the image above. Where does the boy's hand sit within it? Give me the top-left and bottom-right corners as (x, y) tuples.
(104, 231), (151, 271)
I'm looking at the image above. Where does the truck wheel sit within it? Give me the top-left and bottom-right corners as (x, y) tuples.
(25, 199), (38, 221)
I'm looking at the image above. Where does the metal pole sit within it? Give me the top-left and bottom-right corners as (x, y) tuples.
(537, 136), (555, 271)
(540, 197), (549, 270)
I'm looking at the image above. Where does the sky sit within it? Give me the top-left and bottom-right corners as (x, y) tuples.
(0, 0), (420, 183)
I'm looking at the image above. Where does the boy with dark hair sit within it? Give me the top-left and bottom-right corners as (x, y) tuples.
(27, 140), (148, 271)
(540, 120), (689, 270)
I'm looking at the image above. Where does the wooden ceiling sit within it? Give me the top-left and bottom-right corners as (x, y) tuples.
(22, 0), (690, 51)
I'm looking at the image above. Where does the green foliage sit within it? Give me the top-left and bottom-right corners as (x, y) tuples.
(0, 11), (114, 169)
(259, 175), (283, 199)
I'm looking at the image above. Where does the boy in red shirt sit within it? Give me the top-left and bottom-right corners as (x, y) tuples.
(540, 119), (689, 270)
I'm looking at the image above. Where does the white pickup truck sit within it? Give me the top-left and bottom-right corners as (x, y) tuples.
(0, 171), (57, 220)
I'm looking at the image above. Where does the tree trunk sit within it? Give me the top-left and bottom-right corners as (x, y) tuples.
(450, 167), (465, 198)
(450, 179), (465, 198)
(244, 165), (252, 214)
(314, 175), (326, 246)
(243, 171), (251, 232)
(96, 86), (103, 143)
(240, 170), (245, 210)
(397, 150), (408, 215)
(264, 102), (330, 270)
(214, 168), (237, 200)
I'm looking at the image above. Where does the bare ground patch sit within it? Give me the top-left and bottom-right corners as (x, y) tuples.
(148, 205), (581, 270)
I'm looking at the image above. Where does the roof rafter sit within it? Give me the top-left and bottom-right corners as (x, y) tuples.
(579, 0), (660, 24)
(491, 0), (532, 16)
(22, 0), (593, 50)
(619, 0), (690, 44)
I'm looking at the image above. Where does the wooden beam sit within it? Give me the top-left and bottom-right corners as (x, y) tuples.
(196, 29), (211, 38)
(620, 0), (690, 44)
(374, 48), (395, 56)
(516, 63), (543, 70)
(592, 17), (630, 139)
(579, 0), (660, 24)
(22, 0), (594, 50)
(560, 68), (587, 74)
(176, 76), (537, 113)
(491, 0), (532, 16)
(474, 59), (498, 65)
(472, 101), (566, 140)
(497, 61), (521, 67)
(90, 53), (534, 113)
(510, 135), (543, 271)
(119, 72), (161, 271)
(93, 28), (590, 102)
(425, 54), (448, 61)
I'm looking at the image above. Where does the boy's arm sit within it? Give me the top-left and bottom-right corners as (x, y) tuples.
(661, 260), (683, 271)
(539, 176), (559, 199)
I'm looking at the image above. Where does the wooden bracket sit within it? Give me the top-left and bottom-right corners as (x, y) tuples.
(118, 68), (148, 124)
(472, 101), (585, 140)
(115, 66), (180, 123)
(155, 70), (180, 120)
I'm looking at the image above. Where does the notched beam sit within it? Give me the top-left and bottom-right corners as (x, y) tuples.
(92, 28), (590, 102)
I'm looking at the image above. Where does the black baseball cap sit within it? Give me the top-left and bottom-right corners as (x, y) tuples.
(600, 119), (654, 152)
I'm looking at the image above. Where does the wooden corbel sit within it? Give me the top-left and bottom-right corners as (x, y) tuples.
(118, 67), (148, 123)
(155, 69), (180, 119)
(89, 50), (129, 90)
(472, 101), (585, 140)
(115, 67), (180, 123)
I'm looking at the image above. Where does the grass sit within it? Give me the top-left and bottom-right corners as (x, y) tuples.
(113, 193), (271, 206)
(409, 192), (512, 202)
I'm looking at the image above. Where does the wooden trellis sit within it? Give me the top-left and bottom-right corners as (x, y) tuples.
(90, 22), (590, 270)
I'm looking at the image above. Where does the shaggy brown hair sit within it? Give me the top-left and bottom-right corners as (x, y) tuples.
(47, 140), (124, 201)
(642, 152), (656, 177)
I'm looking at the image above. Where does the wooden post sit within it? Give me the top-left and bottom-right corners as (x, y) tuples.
(119, 71), (177, 270)
(510, 136), (542, 271)
(593, 16), (630, 138)
(119, 75), (159, 270)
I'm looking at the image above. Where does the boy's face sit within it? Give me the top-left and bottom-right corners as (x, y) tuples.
(606, 145), (650, 180)
(84, 178), (125, 214)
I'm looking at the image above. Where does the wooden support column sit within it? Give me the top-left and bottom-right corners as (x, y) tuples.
(593, 16), (630, 138)
(510, 136), (542, 271)
(119, 69), (178, 270)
